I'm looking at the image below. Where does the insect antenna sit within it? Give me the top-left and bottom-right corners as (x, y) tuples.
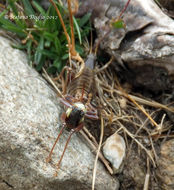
(49, 0), (71, 50)
(67, 0), (76, 56)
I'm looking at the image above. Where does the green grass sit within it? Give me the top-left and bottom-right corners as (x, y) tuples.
(0, 0), (91, 74)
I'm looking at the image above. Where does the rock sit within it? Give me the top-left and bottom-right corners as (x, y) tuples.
(157, 139), (174, 190)
(103, 133), (126, 174)
(121, 148), (146, 189)
(77, 0), (174, 93)
(158, 0), (174, 16)
(0, 36), (119, 190)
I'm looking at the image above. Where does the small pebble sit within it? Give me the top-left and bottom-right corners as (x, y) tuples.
(103, 133), (126, 174)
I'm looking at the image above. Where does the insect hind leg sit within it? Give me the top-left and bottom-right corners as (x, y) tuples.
(54, 122), (84, 176)
(46, 123), (66, 163)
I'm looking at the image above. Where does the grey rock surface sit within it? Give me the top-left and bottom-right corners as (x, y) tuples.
(0, 36), (119, 190)
(121, 148), (146, 189)
(157, 139), (174, 190)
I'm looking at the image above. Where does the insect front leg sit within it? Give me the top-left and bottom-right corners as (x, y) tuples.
(85, 110), (99, 120)
(85, 102), (99, 120)
(58, 66), (75, 95)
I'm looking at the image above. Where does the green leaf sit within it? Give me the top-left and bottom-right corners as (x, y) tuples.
(1, 21), (26, 37)
(33, 18), (45, 29)
(53, 58), (65, 72)
(34, 36), (44, 65)
(44, 5), (59, 32)
(54, 37), (61, 55)
(5, 2), (26, 28)
(14, 18), (27, 29)
(8, 0), (18, 16)
(0, 0), (92, 74)
(36, 56), (46, 71)
(12, 43), (27, 50)
(53, 58), (61, 68)
(43, 31), (58, 41)
(79, 13), (91, 27)
(0, 13), (14, 26)
(73, 16), (81, 44)
(22, 0), (35, 16)
(47, 65), (57, 74)
(57, 61), (65, 72)
(112, 19), (125, 29)
(32, 0), (47, 17)
(43, 31), (52, 41)
(27, 39), (33, 66)
(37, 49), (57, 59)
(0, 9), (7, 16)
(45, 40), (51, 47)
(61, 53), (69, 60)
(75, 44), (84, 55)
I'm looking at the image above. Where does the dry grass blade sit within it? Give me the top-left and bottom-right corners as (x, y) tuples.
(143, 158), (150, 190)
(114, 78), (160, 129)
(117, 121), (156, 167)
(123, 90), (160, 129)
(42, 68), (63, 98)
(80, 129), (113, 175)
(83, 126), (98, 147)
(92, 116), (105, 190)
(95, 57), (114, 74)
(67, 0), (75, 54)
(115, 89), (174, 113)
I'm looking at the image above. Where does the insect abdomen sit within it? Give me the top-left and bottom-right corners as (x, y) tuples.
(67, 54), (95, 101)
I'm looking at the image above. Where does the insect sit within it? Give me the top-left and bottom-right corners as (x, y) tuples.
(46, 53), (99, 174)
(46, 0), (98, 174)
